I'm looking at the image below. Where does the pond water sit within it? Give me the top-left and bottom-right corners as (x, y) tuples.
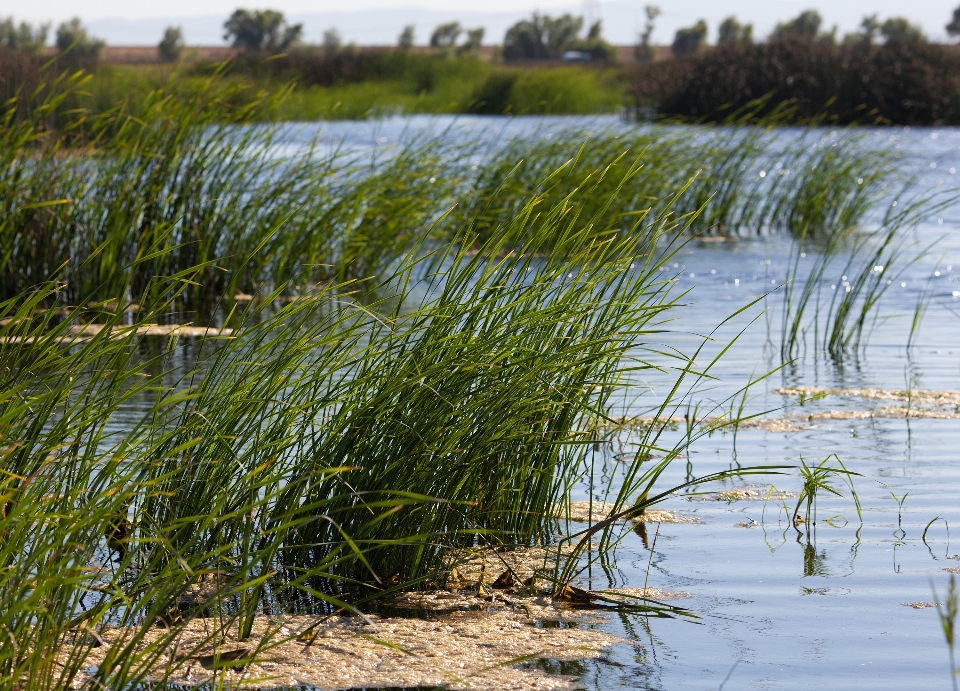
(180, 118), (960, 689)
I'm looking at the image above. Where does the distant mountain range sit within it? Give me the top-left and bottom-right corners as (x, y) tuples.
(83, 1), (955, 47)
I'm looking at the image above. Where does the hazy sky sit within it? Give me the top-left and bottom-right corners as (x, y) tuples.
(8, 1), (960, 46)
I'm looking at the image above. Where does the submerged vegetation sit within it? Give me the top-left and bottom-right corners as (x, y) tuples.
(0, 59), (955, 688)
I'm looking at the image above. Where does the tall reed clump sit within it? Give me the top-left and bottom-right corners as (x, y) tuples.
(456, 120), (900, 250)
(779, 156), (957, 361)
(0, 67), (468, 310)
(0, 150), (727, 687)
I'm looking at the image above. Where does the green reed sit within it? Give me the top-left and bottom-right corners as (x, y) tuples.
(1, 151), (755, 687)
(780, 173), (956, 361)
(933, 575), (958, 691)
(1, 66), (946, 686)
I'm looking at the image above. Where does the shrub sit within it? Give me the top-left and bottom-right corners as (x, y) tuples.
(0, 46), (42, 109)
(158, 26), (184, 62)
(223, 8), (302, 52)
(55, 17), (104, 60)
(0, 17), (48, 54)
(631, 37), (960, 125)
(672, 20), (707, 55)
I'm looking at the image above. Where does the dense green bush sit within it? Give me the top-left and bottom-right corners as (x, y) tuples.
(632, 36), (960, 125)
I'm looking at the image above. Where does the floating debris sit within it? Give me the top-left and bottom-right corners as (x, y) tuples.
(604, 415), (811, 434)
(444, 545), (571, 587)
(902, 602), (943, 610)
(555, 502), (699, 525)
(778, 386), (960, 407)
(604, 587), (692, 601)
(606, 402), (960, 435)
(802, 408), (960, 420)
(944, 566), (960, 574)
(703, 488), (795, 502)
(737, 417), (812, 433)
(58, 609), (628, 690)
(391, 585), (692, 614)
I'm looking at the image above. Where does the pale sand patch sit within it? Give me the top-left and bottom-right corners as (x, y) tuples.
(59, 609), (628, 690)
(555, 502), (699, 524)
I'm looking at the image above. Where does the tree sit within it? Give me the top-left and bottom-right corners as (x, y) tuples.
(158, 26), (184, 62)
(322, 27), (342, 57)
(55, 18), (105, 59)
(880, 17), (925, 44)
(503, 13), (583, 61)
(843, 14), (881, 46)
(0, 17), (49, 54)
(398, 24), (415, 49)
(573, 20), (616, 60)
(948, 6), (960, 37)
(635, 5), (660, 62)
(458, 27), (484, 55)
(773, 10), (822, 39)
(672, 20), (707, 56)
(223, 9), (302, 52)
(718, 16), (752, 46)
(430, 22), (461, 49)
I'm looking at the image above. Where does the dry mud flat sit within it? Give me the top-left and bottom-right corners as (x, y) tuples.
(59, 608), (628, 690)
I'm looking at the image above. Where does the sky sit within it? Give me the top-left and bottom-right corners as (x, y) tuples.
(7, 1), (960, 46)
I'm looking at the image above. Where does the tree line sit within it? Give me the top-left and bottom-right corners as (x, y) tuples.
(0, 9), (615, 64)
(633, 7), (960, 124)
(643, 7), (945, 59)
(5, 7), (959, 65)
